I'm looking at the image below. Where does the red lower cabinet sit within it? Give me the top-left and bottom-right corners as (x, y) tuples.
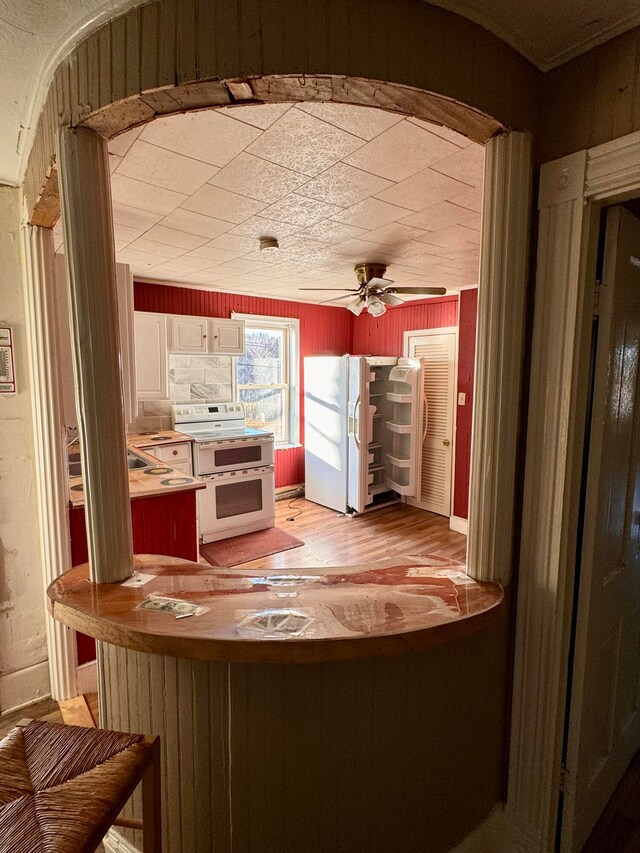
(69, 489), (199, 664)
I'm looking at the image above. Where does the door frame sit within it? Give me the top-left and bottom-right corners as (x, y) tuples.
(506, 129), (640, 853)
(403, 325), (459, 523)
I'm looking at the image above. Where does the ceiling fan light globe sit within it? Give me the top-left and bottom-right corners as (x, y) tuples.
(366, 296), (387, 317)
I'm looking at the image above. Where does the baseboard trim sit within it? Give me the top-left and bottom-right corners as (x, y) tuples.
(104, 828), (140, 853)
(76, 660), (97, 694)
(450, 514), (469, 535)
(0, 660), (50, 715)
(450, 803), (506, 852)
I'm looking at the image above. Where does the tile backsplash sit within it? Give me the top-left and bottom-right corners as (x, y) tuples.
(132, 354), (234, 433)
(168, 354), (233, 403)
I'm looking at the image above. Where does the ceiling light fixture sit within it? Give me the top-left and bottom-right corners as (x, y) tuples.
(259, 237), (279, 253)
(366, 295), (387, 317)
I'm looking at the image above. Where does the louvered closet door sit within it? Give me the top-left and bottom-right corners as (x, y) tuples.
(407, 333), (456, 516)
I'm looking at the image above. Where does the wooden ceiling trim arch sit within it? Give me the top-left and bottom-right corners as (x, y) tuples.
(30, 74), (503, 228)
(24, 0), (540, 227)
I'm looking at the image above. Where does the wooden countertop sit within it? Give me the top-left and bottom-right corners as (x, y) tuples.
(126, 429), (192, 448)
(47, 553), (503, 664)
(68, 433), (204, 508)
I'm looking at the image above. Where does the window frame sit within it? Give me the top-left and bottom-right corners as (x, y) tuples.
(231, 312), (300, 448)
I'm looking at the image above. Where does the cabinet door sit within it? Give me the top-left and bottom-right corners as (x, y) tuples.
(146, 441), (192, 465)
(169, 316), (209, 353)
(135, 312), (168, 400)
(210, 318), (245, 355)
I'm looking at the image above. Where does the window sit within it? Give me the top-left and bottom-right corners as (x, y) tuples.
(232, 313), (299, 447)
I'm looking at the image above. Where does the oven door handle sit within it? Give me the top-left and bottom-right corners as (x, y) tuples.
(198, 437), (274, 449)
(202, 466), (274, 482)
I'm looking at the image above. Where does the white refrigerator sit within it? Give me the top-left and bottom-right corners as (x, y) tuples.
(304, 355), (425, 513)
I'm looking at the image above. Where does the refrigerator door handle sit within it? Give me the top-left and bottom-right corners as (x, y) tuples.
(353, 395), (361, 449)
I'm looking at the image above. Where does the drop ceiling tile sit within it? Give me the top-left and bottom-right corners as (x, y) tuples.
(147, 256), (216, 276)
(263, 193), (341, 227)
(216, 103), (292, 129)
(230, 216), (301, 239)
(425, 224), (481, 247)
(112, 203), (164, 231)
(399, 200), (475, 231)
(374, 168), (469, 212)
(406, 117), (470, 148)
(109, 154), (122, 174)
(204, 233), (257, 255)
(449, 184), (484, 213)
(298, 219), (367, 244)
(111, 174), (187, 215)
(108, 126), (144, 157)
(116, 140), (219, 195)
(160, 209), (233, 239)
(431, 143), (484, 188)
(126, 238), (186, 259)
(358, 221), (432, 246)
(276, 235), (332, 257)
(140, 110), (262, 167)
(118, 248), (163, 269)
(331, 197), (412, 230)
(181, 184), (267, 223)
(142, 225), (209, 250)
(113, 223), (144, 246)
(247, 108), (363, 177)
(344, 121), (460, 182)
(187, 245), (242, 262)
(296, 103), (404, 140)
(218, 258), (268, 272)
(208, 152), (308, 203)
(331, 238), (398, 264)
(187, 267), (243, 282)
(296, 163), (392, 208)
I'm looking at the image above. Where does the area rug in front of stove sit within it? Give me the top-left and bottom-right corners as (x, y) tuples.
(200, 527), (304, 567)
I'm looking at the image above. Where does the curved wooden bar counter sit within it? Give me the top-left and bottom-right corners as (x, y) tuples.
(48, 554), (502, 664)
(47, 555), (505, 853)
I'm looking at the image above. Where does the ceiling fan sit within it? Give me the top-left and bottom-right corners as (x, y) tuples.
(298, 263), (447, 316)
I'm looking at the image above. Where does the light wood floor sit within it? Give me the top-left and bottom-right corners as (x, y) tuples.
(234, 498), (467, 569)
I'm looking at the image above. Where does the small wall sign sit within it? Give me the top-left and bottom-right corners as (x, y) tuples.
(0, 327), (16, 394)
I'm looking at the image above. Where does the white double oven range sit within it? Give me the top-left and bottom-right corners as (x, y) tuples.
(172, 403), (275, 544)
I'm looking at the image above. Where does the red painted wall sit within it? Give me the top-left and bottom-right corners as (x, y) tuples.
(453, 289), (478, 520)
(134, 282), (354, 487)
(70, 489), (199, 664)
(351, 296), (459, 355)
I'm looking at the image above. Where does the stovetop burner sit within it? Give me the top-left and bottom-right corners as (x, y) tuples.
(144, 467), (171, 475)
(148, 436), (173, 441)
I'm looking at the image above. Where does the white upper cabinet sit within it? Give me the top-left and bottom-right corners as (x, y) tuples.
(135, 312), (168, 400)
(211, 318), (245, 355)
(168, 316), (209, 353)
(55, 256), (137, 426)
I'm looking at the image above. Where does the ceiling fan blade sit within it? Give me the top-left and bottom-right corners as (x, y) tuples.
(385, 286), (447, 295)
(377, 292), (404, 306)
(367, 277), (394, 288)
(297, 287), (359, 292)
(317, 293), (359, 306)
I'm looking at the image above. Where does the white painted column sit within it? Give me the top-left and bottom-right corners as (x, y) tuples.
(467, 131), (532, 584)
(57, 126), (133, 583)
(21, 224), (78, 699)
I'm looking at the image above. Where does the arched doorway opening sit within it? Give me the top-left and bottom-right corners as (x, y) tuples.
(21, 4), (533, 850)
